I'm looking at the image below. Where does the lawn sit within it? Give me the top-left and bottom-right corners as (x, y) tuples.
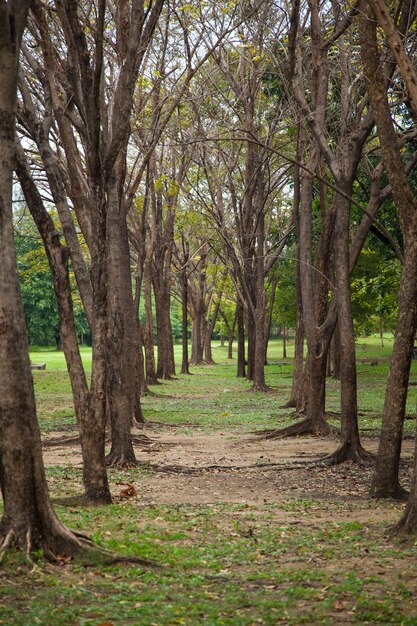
(1, 336), (417, 625)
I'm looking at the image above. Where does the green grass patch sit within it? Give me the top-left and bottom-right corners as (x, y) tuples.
(3, 336), (413, 624)
(2, 500), (417, 625)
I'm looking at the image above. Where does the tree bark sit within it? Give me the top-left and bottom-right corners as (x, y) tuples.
(236, 300), (246, 378)
(15, 144), (111, 502)
(105, 171), (138, 467)
(361, 6), (417, 499)
(0, 1), (85, 556)
(204, 297), (221, 364)
(264, 280), (277, 365)
(180, 259), (191, 375)
(142, 255), (158, 384)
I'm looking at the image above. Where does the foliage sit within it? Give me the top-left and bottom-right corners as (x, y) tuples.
(270, 257), (297, 332)
(351, 248), (401, 337)
(14, 205), (90, 346)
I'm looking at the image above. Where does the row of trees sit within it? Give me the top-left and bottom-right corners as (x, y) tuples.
(1, 0), (417, 558)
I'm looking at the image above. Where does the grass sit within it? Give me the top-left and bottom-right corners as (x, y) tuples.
(2, 498), (417, 625)
(28, 334), (417, 446)
(1, 335), (416, 624)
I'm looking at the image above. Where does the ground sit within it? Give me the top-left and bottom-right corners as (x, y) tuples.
(2, 341), (417, 625)
(34, 425), (417, 625)
(44, 427), (412, 511)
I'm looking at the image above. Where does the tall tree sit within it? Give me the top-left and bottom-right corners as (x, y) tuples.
(27, 0), (165, 469)
(0, 0), (82, 557)
(266, 0), (377, 464)
(360, 2), (417, 501)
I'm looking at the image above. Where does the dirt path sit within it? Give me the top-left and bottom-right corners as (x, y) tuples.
(43, 427), (413, 524)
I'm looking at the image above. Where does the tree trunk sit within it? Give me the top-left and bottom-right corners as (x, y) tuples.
(204, 297), (221, 365)
(180, 262), (191, 375)
(236, 300), (246, 378)
(153, 278), (176, 379)
(395, 431), (417, 532)
(328, 184), (368, 463)
(286, 160), (304, 408)
(264, 279), (277, 364)
(361, 6), (417, 498)
(143, 256), (158, 384)
(287, 299), (304, 408)
(296, 152), (332, 434)
(15, 145), (112, 501)
(251, 284), (268, 391)
(132, 318), (146, 423)
(190, 309), (204, 365)
(227, 311), (236, 359)
(246, 310), (255, 381)
(372, 252), (417, 497)
(0, 3), (85, 556)
(329, 322), (341, 379)
(104, 174), (138, 467)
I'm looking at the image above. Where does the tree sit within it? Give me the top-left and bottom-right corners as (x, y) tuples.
(261, 0), (386, 465)
(180, 15), (293, 390)
(0, 0), (82, 558)
(25, 0), (166, 470)
(360, 2), (417, 502)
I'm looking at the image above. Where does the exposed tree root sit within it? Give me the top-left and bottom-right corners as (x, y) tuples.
(248, 383), (274, 393)
(146, 378), (161, 386)
(131, 434), (153, 446)
(53, 494), (113, 507)
(253, 413), (299, 436)
(42, 435), (82, 447)
(143, 459), (317, 474)
(370, 482), (410, 502)
(389, 507), (417, 538)
(280, 399), (297, 409)
(105, 451), (139, 468)
(0, 526), (160, 568)
(316, 441), (375, 466)
(43, 433), (153, 449)
(158, 375), (178, 382)
(0, 529), (15, 562)
(254, 418), (338, 440)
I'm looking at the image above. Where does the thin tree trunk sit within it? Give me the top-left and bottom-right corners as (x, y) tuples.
(181, 262), (191, 375)
(228, 311), (236, 359)
(328, 184), (368, 463)
(143, 257), (158, 384)
(246, 310), (255, 381)
(204, 297), (221, 364)
(236, 300), (246, 378)
(105, 173), (138, 467)
(190, 310), (204, 364)
(264, 280), (277, 365)
(153, 279), (176, 379)
(15, 145), (111, 501)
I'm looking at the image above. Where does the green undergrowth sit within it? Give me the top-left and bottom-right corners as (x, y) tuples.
(1, 336), (414, 624)
(30, 337), (417, 436)
(1, 497), (417, 625)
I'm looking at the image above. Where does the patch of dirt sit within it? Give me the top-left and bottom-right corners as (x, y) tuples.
(43, 427), (414, 524)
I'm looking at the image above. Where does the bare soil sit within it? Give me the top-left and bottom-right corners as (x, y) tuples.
(43, 426), (414, 524)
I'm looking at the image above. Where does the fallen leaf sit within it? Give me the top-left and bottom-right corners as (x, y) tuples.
(119, 484), (137, 498)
